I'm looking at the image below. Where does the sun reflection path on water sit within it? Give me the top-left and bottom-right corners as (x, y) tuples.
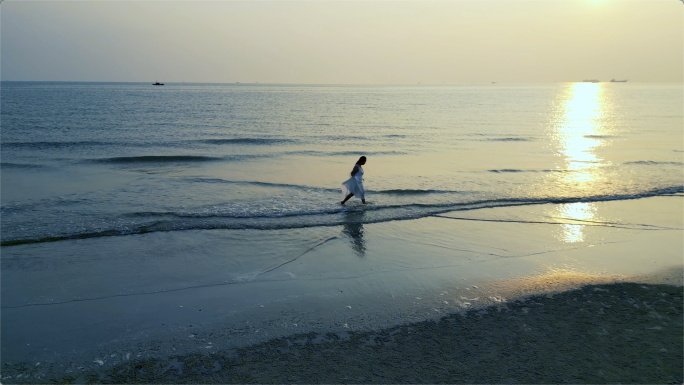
(549, 83), (612, 243)
(554, 83), (609, 173)
(554, 202), (598, 243)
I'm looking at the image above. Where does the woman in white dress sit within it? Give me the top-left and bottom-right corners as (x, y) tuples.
(341, 156), (367, 205)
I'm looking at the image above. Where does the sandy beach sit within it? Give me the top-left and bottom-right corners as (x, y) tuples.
(3, 279), (681, 384)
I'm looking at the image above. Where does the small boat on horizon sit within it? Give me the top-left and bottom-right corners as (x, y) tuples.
(582, 79), (600, 83)
(153, 82), (164, 86)
(610, 79), (628, 83)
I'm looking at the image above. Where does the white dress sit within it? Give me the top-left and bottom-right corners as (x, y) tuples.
(341, 165), (365, 200)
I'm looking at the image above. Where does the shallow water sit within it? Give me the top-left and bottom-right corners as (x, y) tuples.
(1, 82), (683, 374)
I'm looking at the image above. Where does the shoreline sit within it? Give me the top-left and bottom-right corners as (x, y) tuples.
(3, 275), (681, 384)
(2, 196), (681, 383)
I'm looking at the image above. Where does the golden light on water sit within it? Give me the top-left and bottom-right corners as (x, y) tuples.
(554, 83), (607, 172)
(554, 202), (598, 243)
(548, 83), (611, 243)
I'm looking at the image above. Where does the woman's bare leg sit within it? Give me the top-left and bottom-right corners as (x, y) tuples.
(362, 199), (366, 204)
(341, 193), (354, 204)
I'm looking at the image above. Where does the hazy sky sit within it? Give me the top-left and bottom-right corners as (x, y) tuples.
(2, 1), (682, 83)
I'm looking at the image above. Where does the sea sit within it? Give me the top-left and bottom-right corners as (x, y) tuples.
(1, 81), (682, 374)
(2, 82), (682, 243)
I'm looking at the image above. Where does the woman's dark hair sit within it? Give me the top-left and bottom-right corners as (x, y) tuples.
(351, 156), (367, 177)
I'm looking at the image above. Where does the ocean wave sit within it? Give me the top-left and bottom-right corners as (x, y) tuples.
(182, 178), (457, 195)
(3, 185), (681, 246)
(199, 138), (293, 145)
(1, 163), (47, 169)
(93, 155), (224, 163)
(287, 150), (407, 157)
(181, 177), (340, 192)
(5, 138), (291, 150)
(583, 135), (616, 139)
(488, 169), (572, 173)
(376, 189), (458, 195)
(124, 185), (684, 220)
(488, 169), (525, 173)
(313, 135), (368, 141)
(624, 161), (684, 166)
(485, 138), (532, 142)
(2, 141), (109, 149)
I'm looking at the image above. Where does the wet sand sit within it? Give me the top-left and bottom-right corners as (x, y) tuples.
(3, 280), (681, 384)
(2, 197), (682, 383)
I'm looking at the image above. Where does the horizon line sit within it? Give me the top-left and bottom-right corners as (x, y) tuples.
(2, 80), (674, 85)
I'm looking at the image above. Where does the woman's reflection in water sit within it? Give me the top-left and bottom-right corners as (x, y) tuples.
(342, 211), (366, 257)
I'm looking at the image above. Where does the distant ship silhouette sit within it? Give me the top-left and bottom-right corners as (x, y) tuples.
(610, 79), (628, 83)
(582, 79), (600, 83)
(153, 82), (164, 86)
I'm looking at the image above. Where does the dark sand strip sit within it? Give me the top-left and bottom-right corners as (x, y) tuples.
(8, 282), (679, 384)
